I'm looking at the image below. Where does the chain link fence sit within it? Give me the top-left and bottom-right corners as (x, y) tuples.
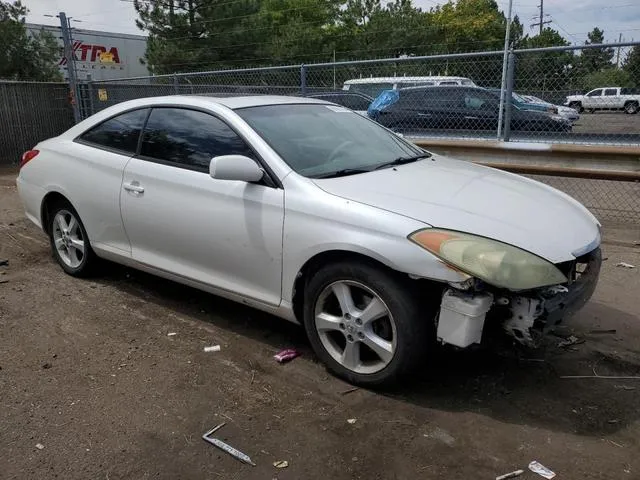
(85, 42), (640, 147)
(1, 43), (638, 225)
(0, 81), (75, 164)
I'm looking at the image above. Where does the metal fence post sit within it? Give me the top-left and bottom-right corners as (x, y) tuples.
(173, 74), (179, 95)
(59, 11), (81, 123)
(86, 74), (95, 117)
(300, 64), (307, 96)
(503, 52), (516, 142)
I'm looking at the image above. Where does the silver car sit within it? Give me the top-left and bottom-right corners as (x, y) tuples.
(17, 95), (601, 386)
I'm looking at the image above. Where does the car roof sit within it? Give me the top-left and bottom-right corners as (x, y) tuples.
(112, 95), (330, 111)
(396, 85), (480, 92)
(309, 91), (373, 99)
(344, 76), (472, 84)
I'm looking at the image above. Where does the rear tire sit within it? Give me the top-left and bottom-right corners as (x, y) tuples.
(303, 260), (435, 387)
(48, 201), (97, 277)
(624, 101), (639, 114)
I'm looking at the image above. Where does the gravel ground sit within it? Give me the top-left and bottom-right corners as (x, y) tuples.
(1, 168), (639, 480)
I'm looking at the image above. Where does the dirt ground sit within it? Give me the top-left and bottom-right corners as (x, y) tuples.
(1, 168), (639, 480)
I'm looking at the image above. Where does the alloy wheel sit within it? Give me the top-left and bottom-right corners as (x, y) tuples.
(52, 209), (86, 269)
(313, 280), (397, 374)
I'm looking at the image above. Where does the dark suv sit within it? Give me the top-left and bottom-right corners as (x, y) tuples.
(368, 86), (572, 133)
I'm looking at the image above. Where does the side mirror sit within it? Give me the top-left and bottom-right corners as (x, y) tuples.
(209, 155), (264, 183)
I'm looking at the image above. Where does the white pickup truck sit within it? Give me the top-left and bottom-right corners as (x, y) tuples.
(565, 87), (640, 114)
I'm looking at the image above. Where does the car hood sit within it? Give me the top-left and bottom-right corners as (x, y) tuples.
(313, 156), (600, 263)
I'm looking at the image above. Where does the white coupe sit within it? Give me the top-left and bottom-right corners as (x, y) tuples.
(17, 95), (602, 386)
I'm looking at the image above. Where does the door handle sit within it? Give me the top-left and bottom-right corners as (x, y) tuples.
(417, 113), (432, 117)
(123, 182), (145, 194)
(464, 116), (480, 120)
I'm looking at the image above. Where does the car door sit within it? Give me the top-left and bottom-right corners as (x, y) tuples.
(458, 89), (500, 132)
(583, 89), (603, 109)
(120, 107), (285, 307)
(603, 88), (620, 109)
(72, 108), (149, 255)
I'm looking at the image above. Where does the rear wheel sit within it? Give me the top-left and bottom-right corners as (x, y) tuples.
(303, 261), (434, 387)
(624, 101), (639, 114)
(48, 202), (97, 276)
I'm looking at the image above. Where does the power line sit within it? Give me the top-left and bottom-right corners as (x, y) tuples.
(530, 0), (551, 35)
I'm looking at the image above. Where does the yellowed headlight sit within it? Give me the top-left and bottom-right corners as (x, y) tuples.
(409, 229), (567, 290)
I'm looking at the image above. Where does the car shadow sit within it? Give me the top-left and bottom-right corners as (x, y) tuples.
(94, 261), (640, 438)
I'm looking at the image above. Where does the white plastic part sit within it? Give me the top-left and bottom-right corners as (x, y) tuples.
(437, 289), (493, 348)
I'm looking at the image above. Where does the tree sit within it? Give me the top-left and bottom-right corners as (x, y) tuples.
(580, 27), (614, 74)
(0, 1), (62, 81)
(581, 68), (633, 91)
(623, 46), (640, 87)
(515, 28), (574, 97)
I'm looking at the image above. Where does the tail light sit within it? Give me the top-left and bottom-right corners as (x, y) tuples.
(19, 150), (39, 169)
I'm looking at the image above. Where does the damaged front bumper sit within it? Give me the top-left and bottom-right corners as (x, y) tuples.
(437, 247), (602, 348)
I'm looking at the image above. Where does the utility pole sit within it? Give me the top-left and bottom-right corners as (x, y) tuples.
(616, 33), (623, 68)
(531, 0), (552, 35)
(59, 11), (81, 123)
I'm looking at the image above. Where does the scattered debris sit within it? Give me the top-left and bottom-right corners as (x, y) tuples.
(423, 427), (456, 446)
(167, 332), (177, 337)
(41, 363), (52, 370)
(273, 348), (301, 364)
(608, 419), (620, 424)
(557, 335), (584, 348)
(202, 423), (256, 466)
(588, 329), (617, 335)
(616, 262), (635, 269)
(203, 345), (221, 353)
(614, 385), (636, 391)
(0, 279), (8, 284)
(347, 418), (357, 424)
(340, 387), (359, 396)
(496, 469), (524, 480)
(561, 368), (640, 380)
(273, 460), (289, 469)
(528, 461), (556, 479)
(0, 259), (8, 267)
(608, 439), (624, 448)
(35, 443), (44, 450)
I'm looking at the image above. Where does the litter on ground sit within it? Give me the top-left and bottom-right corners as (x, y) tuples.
(203, 345), (221, 352)
(273, 348), (301, 363)
(528, 460), (556, 479)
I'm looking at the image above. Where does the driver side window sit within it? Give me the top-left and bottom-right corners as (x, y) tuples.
(139, 108), (254, 172)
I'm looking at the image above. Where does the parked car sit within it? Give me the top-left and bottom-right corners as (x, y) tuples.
(486, 88), (558, 114)
(522, 95), (580, 123)
(17, 95), (600, 386)
(565, 87), (640, 114)
(307, 91), (373, 115)
(343, 76), (476, 98)
(368, 86), (572, 133)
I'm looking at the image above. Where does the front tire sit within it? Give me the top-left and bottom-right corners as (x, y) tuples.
(303, 261), (433, 387)
(624, 101), (639, 114)
(48, 202), (97, 277)
(568, 102), (583, 113)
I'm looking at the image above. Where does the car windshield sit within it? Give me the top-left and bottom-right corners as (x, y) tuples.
(236, 104), (426, 178)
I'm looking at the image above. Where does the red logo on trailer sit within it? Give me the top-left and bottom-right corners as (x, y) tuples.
(59, 41), (121, 65)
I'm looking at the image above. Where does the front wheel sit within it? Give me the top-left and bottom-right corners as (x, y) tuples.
(568, 102), (583, 113)
(624, 101), (639, 114)
(303, 261), (433, 387)
(48, 202), (97, 276)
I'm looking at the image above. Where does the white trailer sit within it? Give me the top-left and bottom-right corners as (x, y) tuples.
(26, 23), (149, 81)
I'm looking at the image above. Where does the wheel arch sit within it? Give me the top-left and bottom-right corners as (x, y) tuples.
(40, 190), (77, 236)
(290, 249), (409, 323)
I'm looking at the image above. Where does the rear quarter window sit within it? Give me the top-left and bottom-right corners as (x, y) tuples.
(78, 109), (149, 154)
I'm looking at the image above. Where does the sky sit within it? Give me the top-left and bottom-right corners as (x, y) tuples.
(25, 0), (640, 44)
